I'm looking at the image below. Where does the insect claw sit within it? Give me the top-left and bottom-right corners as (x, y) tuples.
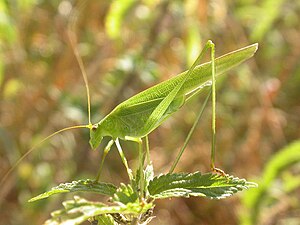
(211, 166), (228, 177)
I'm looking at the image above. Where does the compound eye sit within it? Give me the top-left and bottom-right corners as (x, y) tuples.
(92, 124), (98, 131)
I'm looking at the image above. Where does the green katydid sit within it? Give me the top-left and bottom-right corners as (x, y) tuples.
(0, 39), (258, 190)
(89, 41), (258, 177)
(89, 42), (250, 148)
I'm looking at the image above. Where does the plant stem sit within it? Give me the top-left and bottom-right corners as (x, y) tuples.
(137, 138), (144, 200)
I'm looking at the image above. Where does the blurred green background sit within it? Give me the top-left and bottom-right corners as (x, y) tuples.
(0, 0), (299, 224)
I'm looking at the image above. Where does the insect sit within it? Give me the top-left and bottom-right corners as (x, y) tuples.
(89, 42), (258, 149)
(88, 41), (258, 179)
(0, 36), (258, 189)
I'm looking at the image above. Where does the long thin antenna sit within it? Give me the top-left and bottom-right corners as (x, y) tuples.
(68, 33), (92, 126)
(0, 125), (89, 187)
(0, 0), (93, 194)
(67, 0), (92, 127)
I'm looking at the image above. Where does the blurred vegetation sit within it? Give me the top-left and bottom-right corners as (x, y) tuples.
(240, 140), (300, 225)
(0, 0), (299, 224)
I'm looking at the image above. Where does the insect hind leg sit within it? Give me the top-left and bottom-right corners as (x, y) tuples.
(207, 41), (228, 177)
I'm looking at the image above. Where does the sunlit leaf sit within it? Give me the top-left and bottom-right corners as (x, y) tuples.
(29, 179), (117, 202)
(149, 172), (257, 200)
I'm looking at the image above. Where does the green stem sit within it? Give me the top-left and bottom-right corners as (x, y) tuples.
(137, 138), (144, 200)
(169, 91), (211, 173)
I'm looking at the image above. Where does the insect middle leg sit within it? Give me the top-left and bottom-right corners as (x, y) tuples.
(125, 136), (145, 200)
(115, 138), (134, 181)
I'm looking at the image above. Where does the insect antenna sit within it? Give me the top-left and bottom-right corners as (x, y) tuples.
(0, 1), (92, 188)
(67, 0), (92, 127)
(0, 125), (89, 187)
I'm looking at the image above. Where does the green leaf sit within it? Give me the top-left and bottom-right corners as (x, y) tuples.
(45, 196), (153, 225)
(148, 172), (257, 200)
(29, 179), (117, 202)
(112, 183), (138, 205)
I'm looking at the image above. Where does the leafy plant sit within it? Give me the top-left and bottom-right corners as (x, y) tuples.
(31, 165), (256, 225)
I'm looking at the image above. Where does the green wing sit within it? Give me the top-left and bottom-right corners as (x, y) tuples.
(103, 43), (258, 138)
(116, 43), (258, 109)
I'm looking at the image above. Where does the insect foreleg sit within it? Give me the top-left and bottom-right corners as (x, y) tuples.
(95, 139), (114, 182)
